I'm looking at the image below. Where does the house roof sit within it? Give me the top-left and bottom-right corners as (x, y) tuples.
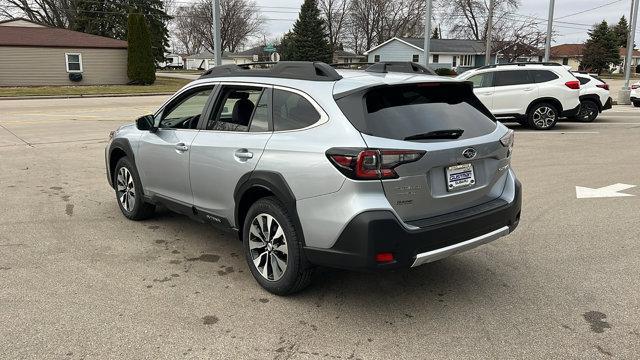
(0, 25), (127, 49)
(620, 47), (640, 57)
(0, 18), (47, 27)
(236, 45), (269, 56)
(550, 44), (584, 57)
(366, 37), (486, 54)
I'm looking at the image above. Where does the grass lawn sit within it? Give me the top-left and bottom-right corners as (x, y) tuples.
(0, 77), (191, 97)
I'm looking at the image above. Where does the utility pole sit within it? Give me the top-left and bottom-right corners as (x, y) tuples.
(544, 0), (555, 62)
(620, 0), (639, 104)
(212, 0), (222, 66)
(485, 0), (495, 65)
(423, 0), (432, 67)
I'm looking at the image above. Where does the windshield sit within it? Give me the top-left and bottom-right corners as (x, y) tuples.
(336, 82), (497, 141)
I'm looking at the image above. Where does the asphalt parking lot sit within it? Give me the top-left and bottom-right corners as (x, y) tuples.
(1, 96), (639, 359)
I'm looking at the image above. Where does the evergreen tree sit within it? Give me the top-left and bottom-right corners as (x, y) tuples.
(127, 13), (156, 85)
(611, 16), (630, 48)
(432, 27), (440, 39)
(288, 0), (333, 63)
(74, 0), (170, 63)
(581, 21), (621, 74)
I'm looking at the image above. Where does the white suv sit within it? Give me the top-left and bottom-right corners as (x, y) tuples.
(632, 81), (640, 107)
(457, 63), (581, 130)
(573, 73), (612, 122)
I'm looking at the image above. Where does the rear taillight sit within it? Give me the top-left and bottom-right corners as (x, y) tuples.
(500, 130), (514, 157)
(632, 84), (639, 90)
(596, 83), (609, 91)
(327, 148), (425, 180)
(565, 80), (580, 90)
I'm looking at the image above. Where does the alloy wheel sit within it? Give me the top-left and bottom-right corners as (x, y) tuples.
(248, 213), (288, 281)
(578, 102), (597, 122)
(116, 167), (136, 212)
(532, 106), (556, 129)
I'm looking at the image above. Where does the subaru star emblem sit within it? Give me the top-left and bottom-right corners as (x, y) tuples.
(462, 148), (477, 159)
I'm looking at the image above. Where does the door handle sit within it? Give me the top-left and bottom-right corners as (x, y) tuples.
(175, 143), (189, 152)
(523, 88), (534, 92)
(234, 149), (253, 160)
(478, 92), (493, 96)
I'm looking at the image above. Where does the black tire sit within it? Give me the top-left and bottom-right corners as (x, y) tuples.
(113, 157), (155, 220)
(243, 197), (313, 295)
(634, 101), (640, 108)
(575, 100), (599, 122)
(527, 102), (558, 130)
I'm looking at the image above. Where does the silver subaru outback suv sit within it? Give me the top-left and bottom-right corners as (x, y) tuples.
(106, 62), (521, 295)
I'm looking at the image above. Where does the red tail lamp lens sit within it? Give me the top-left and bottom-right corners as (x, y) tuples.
(375, 252), (394, 263)
(327, 148), (425, 180)
(565, 80), (580, 90)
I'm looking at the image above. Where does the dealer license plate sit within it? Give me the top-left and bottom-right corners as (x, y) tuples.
(446, 163), (475, 191)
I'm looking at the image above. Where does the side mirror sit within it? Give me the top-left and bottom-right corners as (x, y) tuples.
(136, 115), (157, 132)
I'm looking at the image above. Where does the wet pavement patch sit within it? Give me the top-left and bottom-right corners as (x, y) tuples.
(583, 311), (611, 333)
(202, 315), (219, 325)
(186, 254), (220, 263)
(65, 204), (74, 216)
(259, 298), (269, 303)
(217, 266), (234, 276)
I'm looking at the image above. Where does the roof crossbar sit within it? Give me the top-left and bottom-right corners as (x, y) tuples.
(199, 61), (343, 81)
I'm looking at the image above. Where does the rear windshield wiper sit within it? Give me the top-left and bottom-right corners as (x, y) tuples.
(404, 129), (464, 141)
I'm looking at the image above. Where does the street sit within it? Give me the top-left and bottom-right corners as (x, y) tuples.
(1, 96), (639, 359)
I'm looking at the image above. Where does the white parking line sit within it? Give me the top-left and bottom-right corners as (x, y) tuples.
(516, 131), (600, 134)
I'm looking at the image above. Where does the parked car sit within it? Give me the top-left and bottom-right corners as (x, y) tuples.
(632, 82), (640, 107)
(572, 73), (613, 122)
(456, 63), (581, 130)
(105, 61), (522, 295)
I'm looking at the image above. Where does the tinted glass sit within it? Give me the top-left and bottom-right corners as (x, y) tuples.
(208, 86), (263, 131)
(337, 83), (496, 141)
(577, 76), (590, 85)
(249, 88), (271, 132)
(159, 87), (212, 129)
(493, 70), (531, 86)
(273, 89), (320, 131)
(467, 72), (493, 88)
(530, 70), (559, 83)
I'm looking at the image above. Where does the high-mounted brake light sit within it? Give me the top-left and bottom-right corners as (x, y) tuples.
(326, 148), (425, 180)
(596, 83), (609, 91)
(565, 80), (580, 90)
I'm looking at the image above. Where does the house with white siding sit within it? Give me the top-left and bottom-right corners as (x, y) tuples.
(365, 37), (494, 71)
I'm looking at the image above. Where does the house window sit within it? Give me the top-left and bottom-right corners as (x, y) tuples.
(432, 54), (439, 63)
(452, 56), (457, 67)
(412, 54), (419, 63)
(459, 55), (473, 67)
(65, 53), (83, 72)
(562, 57), (569, 65)
(374, 55), (380, 62)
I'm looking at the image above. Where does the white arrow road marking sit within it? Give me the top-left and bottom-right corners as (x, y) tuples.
(575, 183), (637, 199)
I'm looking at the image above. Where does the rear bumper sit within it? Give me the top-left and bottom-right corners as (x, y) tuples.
(561, 103), (581, 118)
(602, 97), (613, 110)
(304, 178), (522, 271)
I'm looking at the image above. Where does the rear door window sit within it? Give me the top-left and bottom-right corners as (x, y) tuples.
(467, 72), (494, 88)
(530, 70), (559, 83)
(493, 70), (531, 87)
(336, 83), (496, 141)
(273, 89), (321, 131)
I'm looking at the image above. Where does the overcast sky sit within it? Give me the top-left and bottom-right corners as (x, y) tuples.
(253, 0), (637, 46)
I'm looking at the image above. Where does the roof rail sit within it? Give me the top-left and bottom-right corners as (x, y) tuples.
(199, 61), (342, 81)
(476, 62), (563, 71)
(366, 62), (436, 75)
(330, 61), (436, 75)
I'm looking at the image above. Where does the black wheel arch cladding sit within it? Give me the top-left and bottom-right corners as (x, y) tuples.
(107, 138), (136, 189)
(234, 171), (305, 245)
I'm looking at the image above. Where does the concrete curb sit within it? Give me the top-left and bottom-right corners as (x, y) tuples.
(0, 92), (173, 101)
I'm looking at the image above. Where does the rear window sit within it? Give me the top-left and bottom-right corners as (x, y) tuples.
(494, 70), (531, 86)
(336, 83), (496, 141)
(577, 76), (590, 85)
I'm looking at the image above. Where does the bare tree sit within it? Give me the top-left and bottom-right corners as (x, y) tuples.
(0, 0), (76, 27)
(319, 0), (349, 50)
(181, 0), (264, 54)
(173, 6), (204, 54)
